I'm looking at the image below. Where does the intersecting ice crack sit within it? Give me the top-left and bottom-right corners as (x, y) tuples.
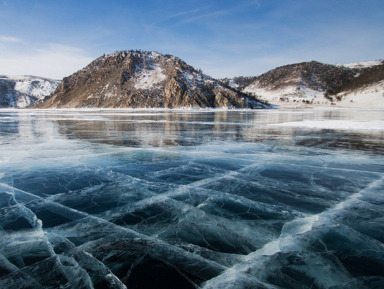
(118, 161), (272, 206)
(0, 155), (302, 288)
(201, 176), (384, 289)
(96, 161), (301, 243)
(0, 185), (124, 288)
(0, 187), (62, 286)
(0, 182), (228, 277)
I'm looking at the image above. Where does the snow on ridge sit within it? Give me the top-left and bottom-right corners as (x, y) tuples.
(0, 75), (60, 108)
(0, 75), (58, 82)
(15, 79), (59, 96)
(103, 50), (165, 61)
(339, 60), (383, 69)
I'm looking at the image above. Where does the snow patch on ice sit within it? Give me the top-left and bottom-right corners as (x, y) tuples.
(256, 239), (281, 256)
(270, 120), (384, 131)
(281, 215), (320, 237)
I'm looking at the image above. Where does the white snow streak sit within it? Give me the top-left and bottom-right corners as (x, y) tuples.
(134, 65), (167, 90)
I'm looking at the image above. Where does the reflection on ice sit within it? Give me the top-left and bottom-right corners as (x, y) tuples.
(0, 109), (383, 288)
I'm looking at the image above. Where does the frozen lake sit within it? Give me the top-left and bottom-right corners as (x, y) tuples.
(0, 108), (383, 289)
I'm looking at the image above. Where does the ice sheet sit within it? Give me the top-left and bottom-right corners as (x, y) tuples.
(0, 108), (383, 288)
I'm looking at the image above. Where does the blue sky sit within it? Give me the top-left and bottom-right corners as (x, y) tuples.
(0, 0), (383, 79)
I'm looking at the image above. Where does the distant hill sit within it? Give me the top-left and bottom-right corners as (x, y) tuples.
(223, 60), (384, 108)
(33, 51), (268, 109)
(0, 75), (59, 108)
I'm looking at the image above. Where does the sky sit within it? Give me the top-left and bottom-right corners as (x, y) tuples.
(0, 0), (383, 79)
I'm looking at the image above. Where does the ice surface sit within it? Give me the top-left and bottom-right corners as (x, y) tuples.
(0, 108), (383, 288)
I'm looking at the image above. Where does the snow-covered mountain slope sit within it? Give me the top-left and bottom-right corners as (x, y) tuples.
(35, 51), (268, 109)
(335, 79), (384, 107)
(0, 75), (60, 108)
(226, 60), (384, 108)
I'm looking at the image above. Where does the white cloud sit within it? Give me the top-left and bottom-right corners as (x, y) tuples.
(0, 43), (94, 79)
(0, 35), (23, 43)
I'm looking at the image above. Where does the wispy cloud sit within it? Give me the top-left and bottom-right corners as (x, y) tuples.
(180, 10), (228, 24)
(160, 5), (228, 26)
(0, 42), (94, 79)
(0, 35), (23, 43)
(168, 7), (211, 19)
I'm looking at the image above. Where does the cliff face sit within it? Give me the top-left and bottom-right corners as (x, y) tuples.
(35, 51), (268, 109)
(0, 75), (59, 108)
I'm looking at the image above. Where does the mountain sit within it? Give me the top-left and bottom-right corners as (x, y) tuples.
(34, 51), (268, 109)
(0, 75), (59, 108)
(224, 60), (384, 108)
(4, 54), (382, 109)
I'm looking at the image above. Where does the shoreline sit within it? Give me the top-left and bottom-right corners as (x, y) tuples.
(1, 105), (384, 112)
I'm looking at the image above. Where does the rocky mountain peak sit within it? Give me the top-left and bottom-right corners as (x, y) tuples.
(35, 50), (267, 109)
